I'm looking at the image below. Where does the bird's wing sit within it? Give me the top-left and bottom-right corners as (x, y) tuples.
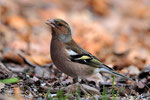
(66, 48), (113, 70)
(66, 40), (114, 70)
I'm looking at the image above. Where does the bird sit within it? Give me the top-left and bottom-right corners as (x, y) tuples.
(46, 18), (133, 81)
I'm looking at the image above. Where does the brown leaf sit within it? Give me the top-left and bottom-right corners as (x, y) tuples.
(86, 0), (109, 15)
(5, 15), (28, 31)
(2, 52), (25, 64)
(24, 54), (51, 66)
(14, 88), (24, 100)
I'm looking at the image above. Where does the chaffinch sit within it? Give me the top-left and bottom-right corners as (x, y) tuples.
(46, 18), (132, 81)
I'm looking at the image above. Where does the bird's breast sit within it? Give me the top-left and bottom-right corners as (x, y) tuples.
(50, 38), (77, 76)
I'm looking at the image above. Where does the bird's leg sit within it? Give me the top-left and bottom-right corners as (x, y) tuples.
(73, 77), (91, 95)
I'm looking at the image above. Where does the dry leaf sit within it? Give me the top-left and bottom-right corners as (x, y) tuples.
(14, 88), (24, 100)
(24, 54), (51, 66)
(2, 52), (25, 64)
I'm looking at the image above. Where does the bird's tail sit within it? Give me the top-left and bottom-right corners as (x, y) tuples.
(98, 67), (133, 81)
(111, 70), (134, 81)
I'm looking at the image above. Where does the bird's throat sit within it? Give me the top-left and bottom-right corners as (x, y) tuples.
(58, 34), (72, 43)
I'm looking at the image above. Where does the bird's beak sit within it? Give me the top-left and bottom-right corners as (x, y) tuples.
(46, 20), (55, 28)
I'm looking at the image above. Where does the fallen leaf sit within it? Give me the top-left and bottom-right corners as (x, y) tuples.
(24, 54), (51, 66)
(14, 88), (24, 100)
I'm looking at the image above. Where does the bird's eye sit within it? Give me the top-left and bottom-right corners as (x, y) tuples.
(58, 23), (63, 27)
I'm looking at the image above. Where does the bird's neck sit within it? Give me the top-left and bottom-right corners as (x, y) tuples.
(57, 34), (72, 43)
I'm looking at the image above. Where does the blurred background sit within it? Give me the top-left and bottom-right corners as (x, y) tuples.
(1, 0), (150, 73)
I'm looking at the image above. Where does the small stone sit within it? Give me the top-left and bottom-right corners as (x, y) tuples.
(81, 84), (99, 94)
(35, 66), (51, 79)
(127, 65), (140, 75)
(41, 83), (46, 87)
(0, 62), (12, 79)
(31, 76), (39, 82)
(0, 83), (5, 90)
(137, 81), (145, 89)
(24, 79), (34, 86)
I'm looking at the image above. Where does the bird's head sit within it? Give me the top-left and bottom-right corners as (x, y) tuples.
(46, 18), (72, 43)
